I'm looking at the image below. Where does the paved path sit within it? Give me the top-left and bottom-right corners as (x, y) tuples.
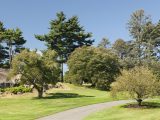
(37, 100), (133, 120)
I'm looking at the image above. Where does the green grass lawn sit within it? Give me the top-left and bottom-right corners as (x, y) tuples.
(0, 84), (119, 120)
(85, 99), (160, 120)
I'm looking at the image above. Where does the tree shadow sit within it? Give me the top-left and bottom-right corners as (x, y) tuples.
(122, 102), (160, 109)
(33, 92), (94, 99)
(84, 85), (108, 91)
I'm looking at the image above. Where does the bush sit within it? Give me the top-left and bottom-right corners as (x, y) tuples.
(111, 66), (160, 106)
(5, 86), (32, 94)
(0, 88), (5, 92)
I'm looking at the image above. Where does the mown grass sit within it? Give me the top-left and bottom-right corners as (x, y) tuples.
(0, 84), (121, 120)
(85, 98), (160, 120)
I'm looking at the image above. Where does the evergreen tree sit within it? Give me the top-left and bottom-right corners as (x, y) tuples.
(4, 28), (26, 66)
(35, 12), (94, 82)
(0, 21), (26, 67)
(0, 21), (8, 66)
(98, 37), (110, 48)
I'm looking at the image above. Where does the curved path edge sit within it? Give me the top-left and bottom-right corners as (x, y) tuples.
(37, 100), (133, 120)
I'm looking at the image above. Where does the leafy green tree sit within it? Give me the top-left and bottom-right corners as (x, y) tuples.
(9, 50), (60, 98)
(146, 61), (160, 81)
(35, 12), (93, 82)
(126, 10), (160, 68)
(112, 39), (136, 69)
(111, 67), (160, 106)
(65, 46), (94, 85)
(142, 21), (160, 62)
(128, 9), (151, 40)
(112, 39), (127, 59)
(66, 46), (120, 90)
(153, 21), (160, 48)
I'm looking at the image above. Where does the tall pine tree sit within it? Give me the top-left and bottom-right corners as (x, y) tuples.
(0, 21), (26, 67)
(35, 12), (94, 82)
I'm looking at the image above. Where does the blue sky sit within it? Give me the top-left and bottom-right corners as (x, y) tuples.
(0, 0), (160, 50)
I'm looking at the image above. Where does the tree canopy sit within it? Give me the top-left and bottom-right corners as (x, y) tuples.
(65, 46), (120, 90)
(35, 12), (94, 82)
(98, 37), (110, 48)
(127, 10), (160, 67)
(111, 67), (160, 106)
(0, 21), (26, 68)
(9, 50), (60, 98)
(35, 11), (93, 62)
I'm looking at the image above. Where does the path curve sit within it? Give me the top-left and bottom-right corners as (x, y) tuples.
(37, 100), (133, 120)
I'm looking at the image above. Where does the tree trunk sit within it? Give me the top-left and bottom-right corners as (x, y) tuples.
(9, 43), (12, 68)
(137, 98), (142, 106)
(37, 88), (43, 98)
(59, 54), (64, 82)
(91, 83), (95, 87)
(61, 62), (63, 82)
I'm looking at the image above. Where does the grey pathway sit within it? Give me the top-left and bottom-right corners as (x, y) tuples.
(37, 100), (133, 120)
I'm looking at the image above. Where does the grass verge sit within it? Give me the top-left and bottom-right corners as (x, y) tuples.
(0, 84), (121, 120)
(84, 98), (160, 120)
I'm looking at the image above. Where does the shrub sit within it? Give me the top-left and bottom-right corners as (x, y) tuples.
(5, 86), (32, 94)
(111, 66), (160, 106)
(0, 88), (5, 92)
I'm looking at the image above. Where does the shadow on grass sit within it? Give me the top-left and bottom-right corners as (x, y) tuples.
(122, 102), (160, 109)
(33, 93), (94, 99)
(84, 85), (108, 91)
